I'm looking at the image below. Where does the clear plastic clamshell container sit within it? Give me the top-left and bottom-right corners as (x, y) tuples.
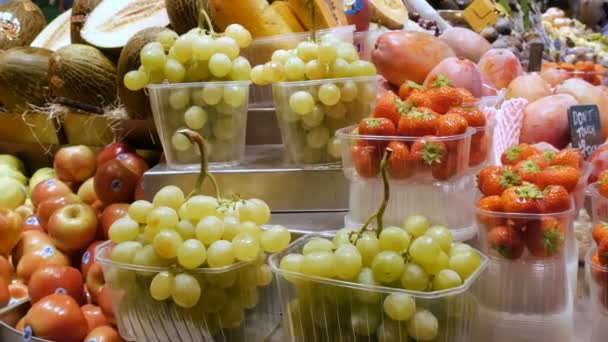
(591, 182), (608, 223)
(467, 120), (496, 173)
(148, 81), (251, 170)
(273, 76), (379, 165)
(585, 246), (608, 342)
(337, 126), (474, 183)
(243, 26), (356, 109)
(96, 242), (280, 342)
(269, 232), (489, 342)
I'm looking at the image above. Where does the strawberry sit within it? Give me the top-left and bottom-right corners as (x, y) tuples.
(352, 145), (379, 178)
(501, 144), (540, 166)
(542, 185), (571, 213)
(488, 225), (524, 259)
(476, 195), (505, 227)
(592, 221), (608, 246)
(525, 153), (550, 169)
(431, 152), (458, 181)
(435, 113), (469, 136)
(411, 138), (447, 168)
(386, 141), (414, 179)
(550, 148), (583, 169)
(477, 166), (522, 196)
(398, 81), (423, 100)
(397, 107), (439, 137)
(591, 253), (608, 285)
(469, 133), (489, 167)
(600, 237), (608, 265)
(372, 91), (410, 126)
(525, 217), (565, 258)
(423, 86), (463, 114)
(541, 149), (557, 164)
(536, 165), (582, 192)
(514, 159), (542, 184)
(501, 184), (545, 214)
(455, 87), (477, 103)
(358, 118), (396, 136)
(446, 107), (486, 128)
(597, 169), (608, 198)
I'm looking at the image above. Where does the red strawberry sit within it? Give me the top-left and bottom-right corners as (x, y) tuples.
(435, 113), (469, 136)
(501, 184), (545, 214)
(352, 145), (379, 178)
(488, 225), (525, 259)
(421, 83), (463, 114)
(411, 138), (447, 168)
(525, 153), (550, 169)
(550, 148), (583, 169)
(501, 144), (539, 166)
(469, 133), (489, 167)
(397, 107), (439, 137)
(387, 141), (414, 179)
(525, 217), (566, 258)
(476, 195), (505, 227)
(358, 118), (396, 136)
(477, 166), (522, 196)
(398, 81), (424, 100)
(600, 237), (608, 265)
(592, 221), (608, 246)
(372, 91), (410, 126)
(431, 153), (458, 181)
(542, 185), (571, 213)
(514, 159), (542, 184)
(446, 107), (486, 128)
(598, 169), (608, 198)
(536, 165), (581, 192)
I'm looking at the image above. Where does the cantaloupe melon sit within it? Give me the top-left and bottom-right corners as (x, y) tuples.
(0, 47), (52, 110)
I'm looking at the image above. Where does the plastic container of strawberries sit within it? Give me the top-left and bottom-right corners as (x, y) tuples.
(468, 119), (496, 173)
(591, 182), (608, 223)
(586, 245), (608, 342)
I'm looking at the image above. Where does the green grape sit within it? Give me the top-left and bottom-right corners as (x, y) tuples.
(168, 88), (190, 109)
(422, 251), (449, 275)
(108, 217), (139, 243)
(223, 84), (247, 108)
(172, 131), (192, 151)
(164, 58), (186, 83)
(133, 244), (166, 272)
(202, 84), (223, 105)
(324, 102), (346, 119)
(401, 263), (429, 291)
(306, 126), (330, 148)
(214, 36), (240, 59)
(250, 65), (267, 85)
(178, 195), (218, 222)
(207, 240), (235, 267)
(150, 271), (174, 300)
(424, 225), (452, 253)
(237, 221), (262, 238)
(123, 70), (149, 91)
(377, 319), (409, 342)
(359, 83), (378, 102)
(407, 310), (438, 341)
(154, 229), (183, 259)
(263, 61), (286, 83)
(110, 241), (142, 263)
(302, 237), (333, 255)
(192, 35), (215, 61)
(173, 35), (193, 62)
(318, 41), (338, 64)
(187, 62), (211, 81)
(409, 236), (440, 266)
(301, 251), (335, 278)
(383, 293), (416, 321)
(332, 229), (354, 248)
(340, 80), (359, 102)
(296, 41), (319, 62)
(156, 29), (178, 51)
(142, 41), (164, 53)
(327, 137), (342, 159)
(449, 242), (473, 257)
(148, 69), (166, 84)
(351, 303), (382, 336)
(177, 239), (207, 269)
(128, 200), (153, 224)
(176, 219), (196, 240)
(449, 250), (481, 280)
(379, 226), (411, 253)
(218, 299), (244, 329)
(329, 58), (351, 78)
(305, 60), (326, 80)
(403, 215), (430, 237)
(301, 105), (324, 129)
(318, 83), (341, 106)
(356, 233), (380, 266)
(225, 24), (252, 48)
(238, 286), (260, 309)
(271, 49), (291, 64)
(143, 225), (161, 244)
(229, 56), (252, 81)
(222, 216), (240, 241)
(183, 106), (207, 130)
(352, 267), (381, 303)
(337, 42), (359, 63)
(147, 206), (179, 230)
(433, 269), (462, 290)
(279, 253), (304, 283)
(209, 53), (232, 77)
(333, 244), (362, 280)
(212, 117), (237, 140)
(199, 286), (227, 312)
(260, 225), (290, 253)
(289, 91), (314, 115)
(195, 216), (224, 245)
(206, 270), (237, 288)
(239, 199), (270, 226)
(141, 48), (166, 71)
(232, 233), (260, 261)
(256, 264), (273, 286)
(350, 60), (377, 77)
(153, 185), (185, 210)
(371, 251), (405, 283)
(284, 56), (306, 81)
(172, 273), (202, 308)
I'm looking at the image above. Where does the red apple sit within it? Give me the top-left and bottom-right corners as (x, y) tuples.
(478, 48), (523, 89)
(97, 285), (115, 325)
(84, 325), (124, 342)
(23, 215), (44, 233)
(81, 304), (109, 332)
(24, 293), (89, 342)
(100, 204), (130, 239)
(14, 204), (34, 220)
(94, 153), (148, 204)
(16, 245), (70, 282)
(28, 265), (84, 304)
(36, 193), (83, 229)
(54, 145), (97, 183)
(97, 142), (133, 167)
(0, 207), (23, 256)
(86, 263), (105, 304)
(31, 178), (73, 208)
(134, 175), (145, 200)
(0, 255), (12, 281)
(47, 204), (98, 252)
(0, 277), (9, 307)
(81, 241), (105, 279)
(12, 230), (53, 264)
(9, 282), (28, 302)
(78, 177), (99, 205)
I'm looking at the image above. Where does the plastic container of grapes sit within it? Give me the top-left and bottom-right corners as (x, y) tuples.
(95, 241), (280, 342)
(345, 175), (478, 242)
(585, 246), (608, 342)
(147, 81), (251, 170)
(273, 76), (379, 165)
(337, 126), (474, 182)
(243, 26), (356, 109)
(269, 232), (489, 342)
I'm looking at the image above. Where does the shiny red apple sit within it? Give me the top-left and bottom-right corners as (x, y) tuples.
(97, 285), (115, 325)
(47, 204), (98, 252)
(12, 230), (53, 264)
(0, 207), (23, 256)
(81, 304), (109, 333)
(84, 325), (124, 342)
(36, 193), (82, 229)
(0, 255), (12, 281)
(14, 204), (34, 220)
(16, 245), (70, 283)
(134, 175), (145, 200)
(23, 215), (44, 233)
(24, 293), (89, 342)
(97, 142), (133, 167)
(54, 145), (97, 183)
(31, 178), (73, 208)
(81, 240), (104, 279)
(9, 282), (28, 302)
(100, 203), (130, 239)
(0, 277), (9, 307)
(28, 265), (84, 304)
(86, 263), (105, 304)
(78, 177), (99, 205)
(94, 153), (148, 204)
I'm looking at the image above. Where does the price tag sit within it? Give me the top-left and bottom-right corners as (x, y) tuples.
(568, 105), (603, 158)
(463, 0), (499, 32)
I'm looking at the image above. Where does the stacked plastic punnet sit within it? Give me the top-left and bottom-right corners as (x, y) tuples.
(589, 180), (608, 341)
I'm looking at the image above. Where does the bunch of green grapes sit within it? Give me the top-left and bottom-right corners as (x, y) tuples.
(123, 24), (253, 91)
(107, 185), (290, 311)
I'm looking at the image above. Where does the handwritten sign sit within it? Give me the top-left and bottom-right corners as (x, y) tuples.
(568, 105), (603, 158)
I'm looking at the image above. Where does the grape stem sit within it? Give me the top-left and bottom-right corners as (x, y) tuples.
(198, 0), (217, 36)
(308, 0), (316, 42)
(358, 148), (392, 237)
(177, 129), (221, 200)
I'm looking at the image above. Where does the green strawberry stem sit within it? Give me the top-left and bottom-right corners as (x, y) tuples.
(178, 129), (221, 200)
(360, 148), (393, 237)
